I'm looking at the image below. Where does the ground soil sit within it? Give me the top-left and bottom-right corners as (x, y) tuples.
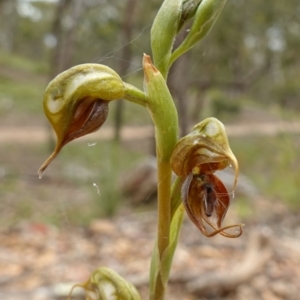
(1, 200), (300, 300)
(1, 108), (300, 300)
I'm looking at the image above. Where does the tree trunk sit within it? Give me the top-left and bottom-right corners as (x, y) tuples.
(46, 0), (73, 152)
(0, 0), (18, 52)
(49, 0), (85, 76)
(114, 0), (138, 141)
(62, 0), (84, 69)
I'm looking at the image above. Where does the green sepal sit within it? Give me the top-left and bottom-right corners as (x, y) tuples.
(170, 0), (227, 66)
(38, 64), (126, 177)
(68, 267), (141, 300)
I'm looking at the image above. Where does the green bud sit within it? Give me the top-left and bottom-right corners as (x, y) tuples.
(178, 0), (203, 31)
(68, 267), (141, 300)
(38, 64), (125, 178)
(151, 0), (183, 78)
(170, 0), (227, 66)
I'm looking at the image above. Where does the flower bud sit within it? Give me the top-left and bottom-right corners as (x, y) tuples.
(178, 0), (203, 31)
(68, 267), (141, 300)
(171, 0), (227, 65)
(38, 64), (125, 178)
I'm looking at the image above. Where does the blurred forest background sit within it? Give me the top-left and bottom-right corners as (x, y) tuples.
(1, 0), (299, 220)
(0, 0), (300, 299)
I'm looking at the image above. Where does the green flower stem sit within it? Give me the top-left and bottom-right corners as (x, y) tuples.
(124, 82), (147, 107)
(151, 160), (172, 300)
(155, 177), (185, 298)
(143, 54), (179, 300)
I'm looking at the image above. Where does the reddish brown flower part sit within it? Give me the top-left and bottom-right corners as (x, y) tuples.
(182, 173), (243, 238)
(171, 118), (243, 238)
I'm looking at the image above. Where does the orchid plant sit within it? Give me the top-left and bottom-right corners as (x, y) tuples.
(38, 0), (243, 299)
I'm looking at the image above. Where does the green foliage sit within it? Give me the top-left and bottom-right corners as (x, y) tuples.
(207, 89), (241, 119)
(0, 49), (48, 74)
(231, 133), (300, 208)
(0, 140), (144, 228)
(0, 50), (47, 117)
(0, 78), (44, 114)
(272, 79), (300, 110)
(58, 140), (145, 219)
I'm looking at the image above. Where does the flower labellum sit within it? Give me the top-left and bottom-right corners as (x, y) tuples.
(171, 117), (243, 237)
(38, 64), (125, 178)
(182, 173), (242, 237)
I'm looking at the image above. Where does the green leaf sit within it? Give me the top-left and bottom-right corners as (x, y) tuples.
(149, 243), (161, 300)
(161, 204), (185, 285)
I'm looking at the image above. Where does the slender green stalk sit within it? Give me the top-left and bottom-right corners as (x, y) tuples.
(143, 54), (179, 300)
(124, 82), (147, 107)
(156, 161), (172, 254)
(153, 178), (185, 300)
(152, 160), (172, 300)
